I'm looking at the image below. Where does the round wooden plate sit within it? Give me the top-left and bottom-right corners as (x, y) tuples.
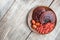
(27, 6), (57, 34)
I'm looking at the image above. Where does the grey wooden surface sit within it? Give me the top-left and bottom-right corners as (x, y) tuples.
(0, 0), (60, 40)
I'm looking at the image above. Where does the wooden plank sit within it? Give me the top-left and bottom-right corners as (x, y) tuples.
(27, 0), (60, 40)
(27, 0), (56, 40)
(0, 0), (31, 40)
(0, 0), (53, 40)
(55, 32), (60, 40)
(0, 0), (15, 20)
(50, 0), (60, 40)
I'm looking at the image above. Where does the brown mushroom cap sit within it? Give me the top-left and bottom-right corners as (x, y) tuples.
(40, 11), (56, 24)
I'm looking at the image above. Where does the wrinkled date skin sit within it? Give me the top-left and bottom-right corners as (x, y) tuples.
(31, 6), (57, 34)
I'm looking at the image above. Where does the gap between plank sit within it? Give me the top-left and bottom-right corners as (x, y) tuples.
(25, 31), (32, 40)
(49, 0), (54, 7)
(25, 0), (55, 40)
(0, 0), (16, 22)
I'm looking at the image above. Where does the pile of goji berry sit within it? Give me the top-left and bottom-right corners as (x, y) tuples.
(31, 20), (55, 34)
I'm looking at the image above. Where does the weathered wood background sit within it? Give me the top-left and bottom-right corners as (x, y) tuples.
(0, 0), (60, 40)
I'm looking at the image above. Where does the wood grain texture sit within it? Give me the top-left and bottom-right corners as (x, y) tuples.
(0, 0), (32, 40)
(50, 0), (60, 40)
(1, 0), (60, 40)
(0, 0), (15, 20)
